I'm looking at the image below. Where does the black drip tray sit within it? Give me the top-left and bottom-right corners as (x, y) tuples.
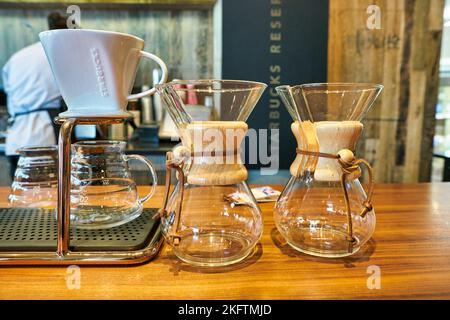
(0, 208), (161, 252)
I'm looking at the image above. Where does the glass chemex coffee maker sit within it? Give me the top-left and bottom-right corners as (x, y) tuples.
(274, 83), (383, 258)
(155, 80), (266, 267)
(0, 29), (168, 266)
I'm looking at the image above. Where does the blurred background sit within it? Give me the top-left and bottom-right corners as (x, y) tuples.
(0, 0), (449, 186)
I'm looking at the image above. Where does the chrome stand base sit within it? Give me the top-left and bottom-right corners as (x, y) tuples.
(0, 208), (163, 265)
(0, 117), (164, 266)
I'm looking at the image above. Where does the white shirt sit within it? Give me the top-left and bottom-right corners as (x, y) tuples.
(2, 42), (60, 155)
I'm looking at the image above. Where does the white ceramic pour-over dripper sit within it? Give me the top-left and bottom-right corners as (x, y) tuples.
(39, 29), (168, 118)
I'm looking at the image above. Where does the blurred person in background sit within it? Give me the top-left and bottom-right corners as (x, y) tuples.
(2, 12), (68, 179)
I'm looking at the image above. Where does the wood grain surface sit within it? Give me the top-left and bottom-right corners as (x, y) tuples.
(328, 0), (444, 183)
(0, 183), (450, 300)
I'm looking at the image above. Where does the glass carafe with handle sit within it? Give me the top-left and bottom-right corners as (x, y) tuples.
(274, 83), (383, 258)
(155, 80), (267, 267)
(70, 140), (157, 229)
(9, 146), (58, 209)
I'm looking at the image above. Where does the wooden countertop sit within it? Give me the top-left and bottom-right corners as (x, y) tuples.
(0, 183), (450, 300)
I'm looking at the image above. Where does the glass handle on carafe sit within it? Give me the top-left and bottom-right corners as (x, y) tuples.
(337, 149), (374, 218)
(353, 158), (374, 218)
(159, 147), (188, 213)
(157, 151), (185, 245)
(162, 151), (185, 209)
(124, 154), (158, 204)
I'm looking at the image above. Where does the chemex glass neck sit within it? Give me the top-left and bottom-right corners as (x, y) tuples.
(276, 83), (383, 122)
(155, 79), (267, 129)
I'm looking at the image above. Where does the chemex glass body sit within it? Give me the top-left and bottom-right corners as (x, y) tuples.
(155, 80), (267, 267)
(70, 141), (157, 229)
(9, 146), (58, 209)
(274, 83), (383, 258)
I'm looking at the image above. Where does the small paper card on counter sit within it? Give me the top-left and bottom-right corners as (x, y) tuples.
(224, 186), (281, 206)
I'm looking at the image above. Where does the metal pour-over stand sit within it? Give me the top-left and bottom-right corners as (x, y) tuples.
(0, 116), (163, 265)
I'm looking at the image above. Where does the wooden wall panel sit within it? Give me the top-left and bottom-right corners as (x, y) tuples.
(328, 0), (444, 182)
(0, 7), (214, 87)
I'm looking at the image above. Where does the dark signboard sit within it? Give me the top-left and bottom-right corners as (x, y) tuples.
(222, 0), (329, 171)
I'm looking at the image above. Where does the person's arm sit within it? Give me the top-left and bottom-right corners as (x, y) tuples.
(2, 61), (9, 93)
(2, 62), (12, 118)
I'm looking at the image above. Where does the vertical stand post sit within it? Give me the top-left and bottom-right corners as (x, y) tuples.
(57, 118), (76, 256)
